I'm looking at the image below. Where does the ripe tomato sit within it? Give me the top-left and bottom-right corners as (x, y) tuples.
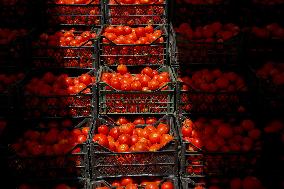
(117, 64), (128, 75)
(148, 132), (161, 144)
(118, 134), (131, 145)
(182, 125), (192, 137)
(144, 125), (156, 133)
(145, 25), (154, 34)
(148, 79), (159, 90)
(157, 123), (169, 134)
(121, 178), (134, 186)
(160, 134), (173, 145)
(139, 75), (151, 87)
(134, 142), (148, 151)
(146, 117), (157, 124)
(109, 127), (120, 140)
(79, 74), (92, 85)
(98, 125), (109, 135)
(131, 81), (142, 90)
(161, 182), (174, 189)
(133, 118), (145, 125)
(124, 26), (132, 35)
(112, 181), (121, 187)
(117, 117), (129, 125)
(149, 144), (161, 151)
(145, 183), (159, 189)
(93, 134), (109, 147)
(81, 127), (90, 135)
(105, 26), (115, 33)
(105, 33), (117, 41)
(135, 27), (146, 38)
(130, 135), (139, 146)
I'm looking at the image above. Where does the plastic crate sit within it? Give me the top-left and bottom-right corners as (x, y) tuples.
(91, 175), (179, 188)
(7, 118), (92, 179)
(44, 0), (103, 28)
(20, 69), (96, 118)
(15, 178), (90, 189)
(32, 28), (101, 69)
(105, 0), (168, 26)
(180, 177), (206, 189)
(177, 115), (261, 177)
(0, 29), (30, 68)
(97, 65), (176, 115)
(178, 65), (254, 114)
(99, 25), (168, 67)
(89, 115), (179, 179)
(177, 33), (242, 65)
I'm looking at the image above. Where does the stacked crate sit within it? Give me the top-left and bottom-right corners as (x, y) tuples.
(175, 0), (266, 188)
(6, 1), (103, 188)
(90, 0), (181, 188)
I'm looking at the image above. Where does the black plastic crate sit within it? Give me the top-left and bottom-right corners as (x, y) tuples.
(180, 177), (206, 189)
(97, 65), (176, 115)
(177, 115), (262, 177)
(105, 0), (168, 26)
(91, 175), (179, 188)
(178, 65), (254, 114)
(32, 28), (101, 69)
(44, 0), (103, 28)
(15, 178), (90, 189)
(89, 115), (179, 179)
(99, 25), (168, 67)
(176, 33), (242, 65)
(7, 118), (92, 180)
(20, 69), (96, 118)
(0, 29), (30, 68)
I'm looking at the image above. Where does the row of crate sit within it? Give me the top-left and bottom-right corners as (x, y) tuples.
(0, 64), (283, 119)
(3, 114), (270, 183)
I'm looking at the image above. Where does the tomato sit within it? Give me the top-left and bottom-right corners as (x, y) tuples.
(160, 134), (173, 145)
(117, 64), (128, 75)
(157, 74), (169, 83)
(79, 74), (92, 85)
(117, 117), (129, 125)
(133, 118), (145, 125)
(125, 184), (138, 189)
(64, 31), (74, 38)
(128, 33), (137, 41)
(146, 117), (157, 124)
(117, 143), (129, 152)
(114, 26), (125, 36)
(148, 132), (161, 144)
(139, 75), (151, 87)
(135, 27), (146, 38)
(145, 25), (154, 34)
(72, 128), (82, 136)
(124, 26), (132, 35)
(149, 144), (161, 151)
(161, 182), (174, 189)
(131, 81), (142, 90)
(140, 37), (149, 44)
(118, 134), (131, 145)
(82, 127), (90, 135)
(112, 181), (121, 187)
(93, 134), (109, 147)
(148, 79), (160, 90)
(82, 31), (91, 41)
(144, 125), (156, 133)
(182, 125), (192, 137)
(98, 125), (109, 135)
(121, 178), (134, 186)
(157, 123), (169, 134)
(110, 77), (121, 89)
(77, 134), (87, 143)
(105, 33), (117, 41)
(130, 135), (139, 145)
(105, 26), (115, 33)
(145, 183), (159, 189)
(134, 142), (148, 151)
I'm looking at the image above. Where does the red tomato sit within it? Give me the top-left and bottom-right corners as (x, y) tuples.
(105, 26), (115, 33)
(130, 135), (139, 146)
(157, 123), (169, 134)
(133, 118), (145, 125)
(135, 27), (146, 38)
(148, 79), (160, 90)
(121, 178), (134, 186)
(124, 26), (132, 35)
(131, 81), (142, 90)
(182, 126), (192, 137)
(98, 125), (109, 135)
(161, 182), (174, 189)
(148, 132), (161, 144)
(117, 117), (129, 125)
(72, 128), (82, 136)
(79, 74), (92, 85)
(112, 181), (121, 187)
(140, 75), (151, 87)
(117, 64), (128, 75)
(128, 33), (137, 41)
(105, 33), (117, 41)
(118, 134), (131, 145)
(160, 134), (173, 145)
(134, 142), (148, 151)
(144, 125), (157, 133)
(145, 183), (159, 189)
(81, 127), (90, 135)
(145, 25), (154, 34)
(93, 134), (109, 147)
(157, 74), (169, 83)
(146, 117), (157, 124)
(109, 127), (120, 140)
